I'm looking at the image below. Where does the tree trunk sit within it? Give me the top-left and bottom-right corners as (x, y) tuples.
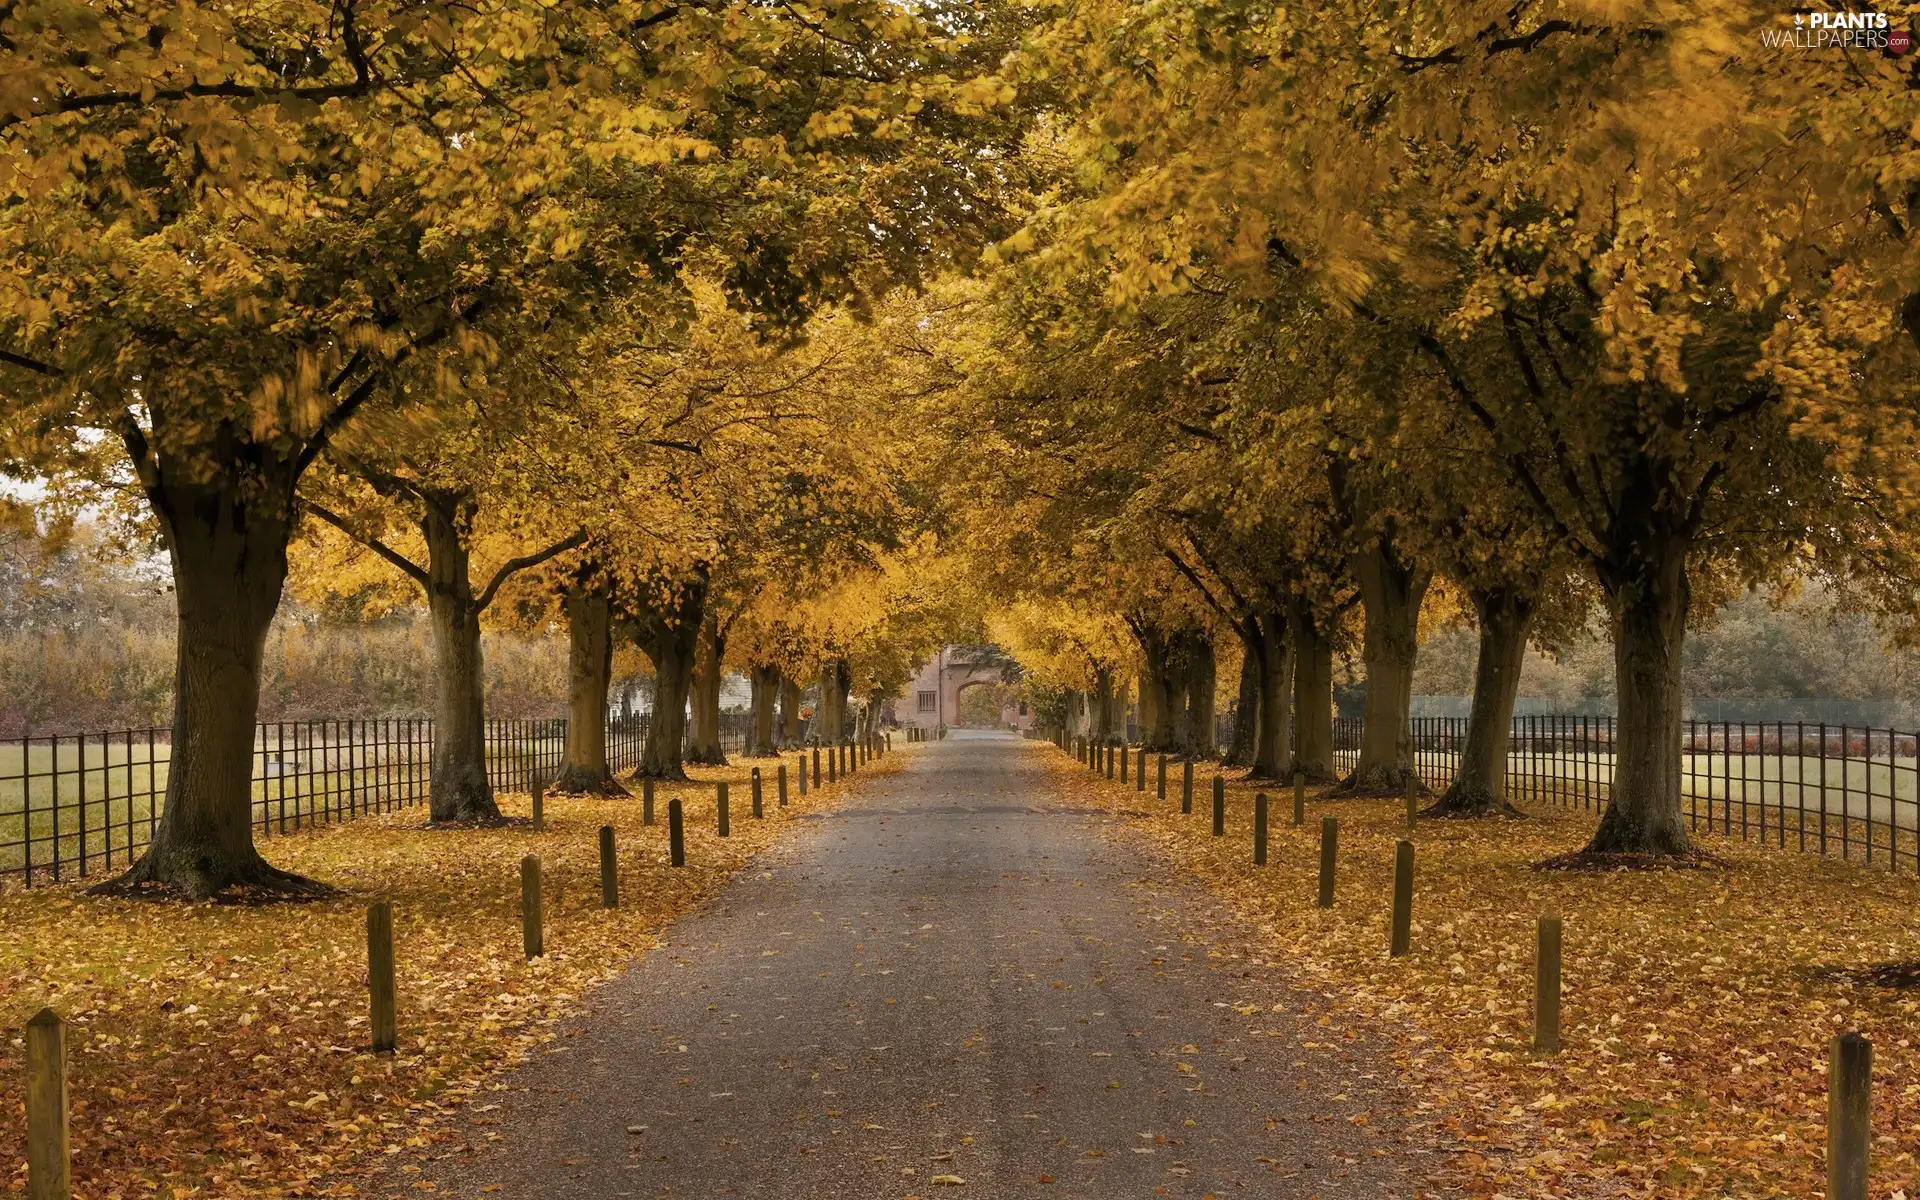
(636, 579), (705, 779)
(1091, 668), (1116, 741)
(1225, 619), (1260, 768)
(1582, 530), (1693, 856)
(1250, 608), (1292, 779)
(1288, 599), (1336, 782)
(423, 500), (500, 823)
(1341, 542), (1431, 795)
(99, 473), (321, 898)
(1186, 633), (1217, 758)
(553, 581), (626, 796)
(1429, 586), (1533, 817)
(747, 665), (780, 756)
(778, 676), (804, 748)
(816, 660), (851, 742)
(686, 610), (727, 765)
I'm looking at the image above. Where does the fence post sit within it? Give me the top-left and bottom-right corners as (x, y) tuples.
(1292, 770), (1305, 826)
(1534, 914), (1562, 1053)
(1182, 761), (1194, 814)
(367, 902), (397, 1053)
(717, 782), (730, 837)
(1389, 841), (1413, 957)
(751, 769), (764, 819)
(1211, 775), (1225, 836)
(1158, 755), (1168, 801)
(1828, 1031), (1872, 1200)
(668, 799), (686, 867)
(1317, 817), (1338, 907)
(27, 1008), (69, 1200)
(521, 855), (543, 959)
(779, 763), (790, 807)
(599, 825), (618, 909)
(1253, 793), (1268, 866)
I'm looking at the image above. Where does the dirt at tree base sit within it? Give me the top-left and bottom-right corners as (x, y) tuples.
(1533, 846), (1729, 873)
(86, 859), (336, 905)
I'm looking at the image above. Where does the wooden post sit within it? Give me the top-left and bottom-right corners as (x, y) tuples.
(1389, 840), (1413, 957)
(1317, 817), (1338, 908)
(812, 745), (821, 786)
(668, 799), (686, 867)
(1120, 744), (1129, 783)
(1828, 1031), (1872, 1200)
(717, 782), (730, 837)
(1136, 749), (1146, 792)
(828, 745), (838, 783)
(367, 902), (397, 1053)
(1181, 760), (1194, 814)
(1404, 772), (1418, 831)
(1292, 770), (1305, 827)
(798, 755), (808, 797)
(1157, 754), (1167, 801)
(1534, 914), (1562, 1053)
(642, 777), (655, 826)
(751, 768), (764, 818)
(887, 731), (893, 753)
(599, 825), (618, 909)
(778, 763), (790, 807)
(1105, 743), (1115, 780)
(1211, 775), (1225, 836)
(1253, 793), (1268, 866)
(521, 855), (543, 959)
(532, 788), (545, 833)
(26, 1007), (67, 1200)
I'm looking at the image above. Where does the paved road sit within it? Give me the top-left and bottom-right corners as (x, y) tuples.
(384, 732), (1423, 1198)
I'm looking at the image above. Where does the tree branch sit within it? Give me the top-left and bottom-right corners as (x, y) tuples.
(300, 499), (431, 588)
(476, 529), (588, 613)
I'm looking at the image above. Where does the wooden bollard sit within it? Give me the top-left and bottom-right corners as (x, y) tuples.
(1136, 749), (1146, 792)
(828, 745), (838, 783)
(751, 768), (764, 818)
(1253, 793), (1268, 865)
(1181, 760), (1194, 814)
(521, 855), (543, 959)
(1405, 772), (1418, 831)
(1292, 771), (1305, 826)
(1317, 817), (1338, 908)
(599, 825), (618, 909)
(532, 789), (545, 833)
(717, 782), (731, 837)
(668, 799), (686, 867)
(1534, 914), (1562, 1053)
(1829, 1031), (1872, 1200)
(1211, 775), (1225, 836)
(26, 1007), (67, 1200)
(886, 731), (893, 753)
(1157, 755), (1168, 800)
(812, 745), (821, 786)
(798, 755), (808, 796)
(1120, 744), (1129, 783)
(1389, 840), (1413, 957)
(1106, 743), (1115, 780)
(643, 777), (656, 826)
(367, 901), (397, 1052)
(778, 763), (790, 806)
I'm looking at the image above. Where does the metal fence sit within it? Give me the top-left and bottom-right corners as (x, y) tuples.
(1329, 715), (1920, 874)
(2, 710), (759, 889)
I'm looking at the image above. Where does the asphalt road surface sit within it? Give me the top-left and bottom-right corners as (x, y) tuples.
(378, 731), (1424, 1199)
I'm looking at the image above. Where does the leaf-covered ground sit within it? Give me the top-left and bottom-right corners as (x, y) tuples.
(1053, 752), (1920, 1199)
(2, 752), (895, 1198)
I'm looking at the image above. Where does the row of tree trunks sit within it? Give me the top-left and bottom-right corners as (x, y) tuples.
(1339, 539), (1431, 796)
